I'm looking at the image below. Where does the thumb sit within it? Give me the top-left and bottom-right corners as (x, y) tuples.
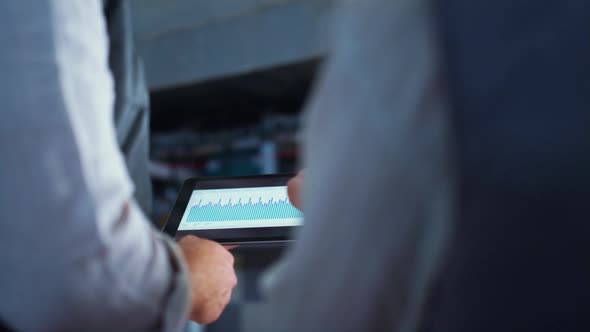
(287, 170), (304, 210)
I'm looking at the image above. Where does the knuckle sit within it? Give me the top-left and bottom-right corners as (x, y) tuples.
(231, 274), (238, 288)
(205, 239), (218, 249)
(224, 292), (232, 307)
(194, 304), (223, 325)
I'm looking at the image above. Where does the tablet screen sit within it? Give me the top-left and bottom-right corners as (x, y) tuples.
(177, 186), (303, 232)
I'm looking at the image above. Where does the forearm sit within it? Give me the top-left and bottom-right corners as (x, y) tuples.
(54, 201), (192, 332)
(0, 193), (190, 332)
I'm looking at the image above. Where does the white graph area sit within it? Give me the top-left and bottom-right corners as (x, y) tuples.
(178, 186), (302, 230)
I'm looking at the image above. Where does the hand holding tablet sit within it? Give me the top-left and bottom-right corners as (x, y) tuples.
(177, 235), (237, 324)
(163, 174), (304, 244)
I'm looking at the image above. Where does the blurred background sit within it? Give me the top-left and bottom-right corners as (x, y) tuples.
(129, 1), (332, 331)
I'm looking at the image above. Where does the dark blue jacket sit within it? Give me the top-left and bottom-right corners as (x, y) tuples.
(423, 1), (590, 331)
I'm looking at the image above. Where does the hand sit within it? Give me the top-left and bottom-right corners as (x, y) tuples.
(287, 170), (304, 210)
(178, 235), (237, 325)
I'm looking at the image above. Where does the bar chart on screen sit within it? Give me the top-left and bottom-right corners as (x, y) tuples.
(178, 186), (303, 230)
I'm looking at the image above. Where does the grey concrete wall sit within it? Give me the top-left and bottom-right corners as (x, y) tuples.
(130, 0), (334, 90)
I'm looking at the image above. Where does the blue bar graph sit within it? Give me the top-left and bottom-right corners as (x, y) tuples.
(186, 197), (303, 223)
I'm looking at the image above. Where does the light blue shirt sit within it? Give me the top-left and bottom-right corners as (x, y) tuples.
(0, 1), (190, 331)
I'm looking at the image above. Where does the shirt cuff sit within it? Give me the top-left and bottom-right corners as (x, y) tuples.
(153, 232), (192, 332)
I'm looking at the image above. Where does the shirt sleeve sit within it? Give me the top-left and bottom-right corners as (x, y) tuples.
(0, 1), (190, 331)
(265, 0), (454, 331)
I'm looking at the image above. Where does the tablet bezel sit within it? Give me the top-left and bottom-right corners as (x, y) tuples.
(162, 174), (300, 244)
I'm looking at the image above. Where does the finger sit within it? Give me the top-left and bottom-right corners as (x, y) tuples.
(223, 245), (239, 250)
(287, 173), (303, 210)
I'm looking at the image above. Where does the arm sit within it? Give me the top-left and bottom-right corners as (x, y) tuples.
(0, 1), (189, 331)
(267, 0), (454, 330)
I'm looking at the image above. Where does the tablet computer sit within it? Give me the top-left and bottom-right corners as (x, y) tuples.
(163, 174), (303, 244)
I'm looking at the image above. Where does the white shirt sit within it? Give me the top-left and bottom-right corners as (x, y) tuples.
(0, 1), (189, 331)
